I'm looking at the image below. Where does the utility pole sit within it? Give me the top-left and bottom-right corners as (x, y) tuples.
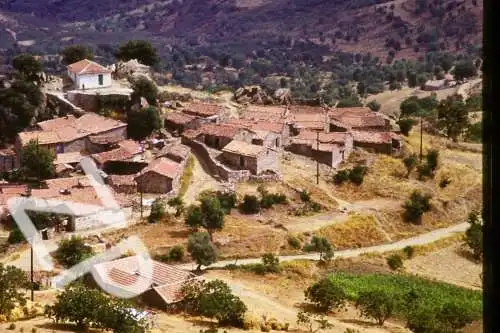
(140, 186), (143, 219)
(420, 115), (423, 163)
(25, 187), (34, 302)
(316, 131), (320, 185)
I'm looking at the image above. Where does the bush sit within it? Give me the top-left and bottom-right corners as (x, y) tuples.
(367, 100), (381, 112)
(54, 236), (94, 267)
(287, 235), (301, 249)
(187, 232), (218, 271)
(465, 210), (482, 260)
(168, 245), (185, 262)
(167, 196), (184, 217)
(7, 323), (15, 330)
(8, 228), (25, 244)
(403, 191), (432, 224)
(305, 278), (347, 312)
(403, 154), (419, 177)
(149, 198), (166, 223)
(240, 195), (261, 214)
(300, 190), (311, 203)
(439, 177), (452, 188)
(216, 191), (237, 214)
(349, 166), (367, 185)
(387, 254), (403, 270)
(398, 118), (417, 136)
(333, 170), (350, 185)
(261, 253), (281, 273)
(426, 149), (439, 173)
(356, 289), (395, 325)
(261, 192), (288, 209)
(303, 236), (334, 262)
(403, 246), (415, 259)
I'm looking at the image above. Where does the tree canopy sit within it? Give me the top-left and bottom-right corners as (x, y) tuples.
(127, 106), (162, 140)
(54, 236), (94, 267)
(12, 54), (43, 84)
(61, 45), (94, 65)
(0, 263), (29, 316)
(187, 232), (218, 271)
(20, 140), (56, 181)
(437, 94), (469, 142)
(116, 40), (158, 66)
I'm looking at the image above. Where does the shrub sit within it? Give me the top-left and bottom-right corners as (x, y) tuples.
(439, 177), (452, 188)
(349, 165), (367, 185)
(305, 278), (347, 312)
(398, 118), (417, 136)
(261, 253), (281, 273)
(149, 198), (166, 223)
(387, 254), (403, 270)
(403, 154), (419, 177)
(167, 196), (184, 217)
(426, 149), (439, 173)
(187, 232), (218, 271)
(465, 210), (483, 260)
(300, 190), (311, 203)
(287, 235), (301, 249)
(356, 289), (395, 325)
(403, 246), (415, 259)
(303, 236), (334, 262)
(367, 100), (381, 112)
(168, 245), (185, 262)
(7, 228), (25, 244)
(7, 323), (15, 330)
(333, 170), (350, 185)
(216, 191), (237, 214)
(240, 195), (261, 214)
(403, 191), (432, 224)
(54, 236), (94, 267)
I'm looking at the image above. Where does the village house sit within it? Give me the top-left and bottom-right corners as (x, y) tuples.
(107, 175), (137, 194)
(0, 184), (28, 222)
(328, 107), (391, 132)
(86, 133), (125, 154)
(183, 123), (256, 150)
(226, 119), (286, 148)
(0, 148), (16, 173)
(90, 255), (196, 310)
(134, 158), (182, 194)
(351, 131), (402, 154)
(53, 152), (85, 177)
(91, 140), (146, 174)
(423, 79), (446, 91)
(181, 102), (223, 124)
(287, 131), (354, 168)
(67, 59), (113, 90)
(15, 114), (127, 166)
(164, 112), (200, 134)
(158, 144), (191, 164)
(221, 140), (280, 175)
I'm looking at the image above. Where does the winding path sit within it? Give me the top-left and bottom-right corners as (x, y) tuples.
(179, 222), (468, 270)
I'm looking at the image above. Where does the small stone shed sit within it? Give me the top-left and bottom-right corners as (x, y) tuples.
(134, 158), (182, 194)
(221, 140), (279, 175)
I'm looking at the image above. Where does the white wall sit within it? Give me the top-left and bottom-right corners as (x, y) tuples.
(75, 73), (112, 89)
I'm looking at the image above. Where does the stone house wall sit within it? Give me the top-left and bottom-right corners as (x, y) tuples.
(135, 172), (174, 194)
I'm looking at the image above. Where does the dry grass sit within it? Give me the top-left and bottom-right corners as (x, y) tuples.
(179, 155), (195, 197)
(316, 214), (387, 249)
(286, 178), (339, 210)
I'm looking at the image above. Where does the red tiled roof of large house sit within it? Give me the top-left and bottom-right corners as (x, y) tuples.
(117, 140), (143, 155)
(165, 112), (197, 125)
(74, 113), (126, 134)
(43, 176), (92, 190)
(225, 119), (284, 134)
(91, 148), (134, 165)
(289, 105), (327, 114)
(351, 131), (393, 144)
(332, 107), (373, 117)
(137, 158), (181, 179)
(191, 123), (243, 138)
(240, 105), (288, 122)
(295, 131), (351, 144)
(291, 112), (327, 131)
(18, 131), (61, 146)
(0, 184), (28, 195)
(54, 152), (84, 165)
(182, 102), (221, 117)
(222, 140), (267, 158)
(67, 59), (112, 75)
(37, 115), (78, 131)
(91, 255), (196, 304)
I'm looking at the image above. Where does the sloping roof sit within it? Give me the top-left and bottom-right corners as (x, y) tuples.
(108, 175), (136, 187)
(182, 102), (221, 117)
(18, 131), (61, 146)
(44, 176), (92, 190)
(351, 131), (393, 144)
(194, 123), (243, 138)
(329, 108), (387, 128)
(54, 152), (84, 165)
(222, 140), (267, 157)
(92, 255), (195, 303)
(164, 144), (190, 160)
(295, 131), (351, 144)
(37, 116), (78, 131)
(74, 113), (127, 134)
(118, 140), (143, 155)
(67, 59), (112, 75)
(165, 112), (197, 125)
(226, 119), (284, 134)
(136, 158), (181, 179)
(88, 134), (123, 145)
(91, 148), (134, 165)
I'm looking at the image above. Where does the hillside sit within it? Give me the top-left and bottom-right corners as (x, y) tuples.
(0, 0), (482, 59)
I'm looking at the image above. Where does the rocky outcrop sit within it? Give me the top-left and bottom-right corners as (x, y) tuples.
(234, 86), (274, 105)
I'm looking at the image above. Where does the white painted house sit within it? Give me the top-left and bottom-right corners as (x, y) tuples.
(67, 59), (112, 89)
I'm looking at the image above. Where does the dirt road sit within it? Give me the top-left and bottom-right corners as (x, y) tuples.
(182, 152), (224, 205)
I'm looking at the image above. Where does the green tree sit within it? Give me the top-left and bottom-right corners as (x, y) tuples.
(187, 232), (217, 271)
(386, 254), (403, 270)
(397, 118), (416, 136)
(400, 97), (421, 117)
(453, 60), (477, 81)
(367, 100), (381, 112)
(127, 106), (162, 140)
(61, 45), (94, 65)
(261, 253), (281, 273)
(349, 165), (367, 185)
(116, 40), (158, 66)
(54, 236), (94, 267)
(403, 191), (432, 224)
(7, 228), (25, 244)
(185, 205), (203, 230)
(465, 210), (483, 260)
(356, 289), (395, 325)
(12, 54), (43, 84)
(148, 198), (166, 223)
(130, 76), (158, 106)
(167, 196), (185, 217)
(199, 197), (225, 241)
(181, 279), (247, 327)
(304, 236), (334, 262)
(0, 264), (29, 316)
(337, 95), (363, 108)
(425, 149), (439, 173)
(305, 278), (346, 313)
(465, 94), (482, 112)
(437, 95), (469, 142)
(20, 140), (55, 181)
(403, 154), (419, 177)
(296, 311), (333, 333)
(240, 194), (260, 214)
(168, 245), (185, 262)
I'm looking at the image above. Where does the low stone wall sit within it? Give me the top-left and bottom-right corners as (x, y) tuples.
(182, 137), (280, 183)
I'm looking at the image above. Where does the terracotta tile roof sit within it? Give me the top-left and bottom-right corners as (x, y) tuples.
(182, 103), (221, 117)
(226, 119), (284, 134)
(55, 163), (74, 174)
(329, 108), (387, 128)
(351, 131), (393, 144)
(295, 131), (351, 144)
(240, 105), (288, 122)
(222, 140), (267, 157)
(315, 143), (341, 152)
(88, 134), (123, 145)
(67, 59), (112, 75)
(108, 175), (136, 187)
(164, 144), (190, 161)
(137, 158), (181, 179)
(18, 131), (61, 146)
(44, 176), (92, 190)
(194, 123), (243, 138)
(165, 112), (197, 125)
(37, 116), (78, 131)
(118, 140), (143, 155)
(0, 184), (28, 195)
(54, 152), (84, 165)
(92, 255), (195, 303)
(332, 107), (372, 117)
(91, 148), (134, 165)
(329, 118), (352, 130)
(289, 105), (327, 114)
(74, 113), (126, 134)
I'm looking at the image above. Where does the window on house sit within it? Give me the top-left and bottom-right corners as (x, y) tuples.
(240, 156), (245, 167)
(275, 138), (280, 147)
(98, 74), (104, 85)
